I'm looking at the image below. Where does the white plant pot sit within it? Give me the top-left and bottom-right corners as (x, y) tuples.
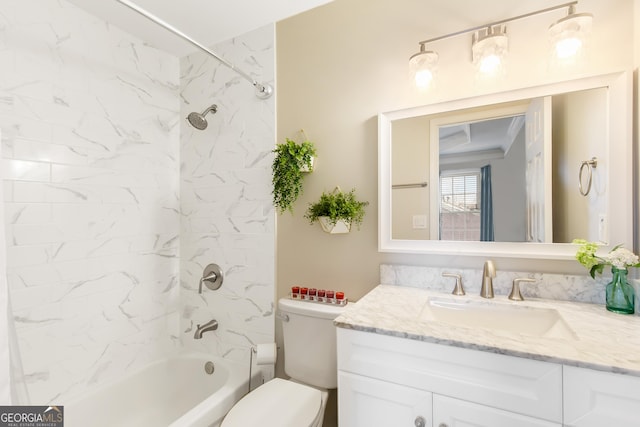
(319, 217), (351, 234)
(300, 156), (314, 173)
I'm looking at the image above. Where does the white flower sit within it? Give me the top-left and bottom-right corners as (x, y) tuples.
(601, 248), (640, 269)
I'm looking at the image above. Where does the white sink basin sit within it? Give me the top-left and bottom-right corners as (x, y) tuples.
(419, 297), (577, 340)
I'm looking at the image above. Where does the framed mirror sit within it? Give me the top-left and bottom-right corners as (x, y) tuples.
(378, 71), (632, 259)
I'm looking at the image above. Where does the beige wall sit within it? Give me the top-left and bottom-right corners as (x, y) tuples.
(392, 116), (430, 240)
(552, 88), (608, 243)
(276, 0), (635, 305)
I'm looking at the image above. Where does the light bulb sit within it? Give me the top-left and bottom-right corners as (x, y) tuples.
(479, 54), (502, 74)
(555, 37), (582, 59)
(414, 69), (434, 89)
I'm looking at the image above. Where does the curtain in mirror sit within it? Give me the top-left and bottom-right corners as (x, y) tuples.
(480, 165), (494, 242)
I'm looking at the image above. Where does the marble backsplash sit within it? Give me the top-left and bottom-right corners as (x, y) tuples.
(381, 264), (640, 316)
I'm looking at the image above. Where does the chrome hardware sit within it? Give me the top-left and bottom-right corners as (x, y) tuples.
(578, 157), (597, 196)
(204, 361), (215, 375)
(276, 311), (290, 322)
(392, 181), (428, 189)
(480, 260), (496, 298)
(443, 273), (464, 296)
(198, 263), (223, 293)
(414, 416), (426, 427)
(508, 278), (536, 301)
(194, 319), (218, 339)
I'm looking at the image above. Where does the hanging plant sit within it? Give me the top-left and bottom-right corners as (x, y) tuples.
(272, 133), (316, 214)
(304, 187), (369, 233)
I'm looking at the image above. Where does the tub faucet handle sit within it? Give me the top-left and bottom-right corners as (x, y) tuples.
(508, 278), (536, 301)
(442, 273), (464, 296)
(198, 263), (223, 294)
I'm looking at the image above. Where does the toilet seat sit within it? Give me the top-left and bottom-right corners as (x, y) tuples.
(221, 378), (322, 427)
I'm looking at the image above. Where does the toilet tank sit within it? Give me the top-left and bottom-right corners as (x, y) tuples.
(278, 298), (346, 389)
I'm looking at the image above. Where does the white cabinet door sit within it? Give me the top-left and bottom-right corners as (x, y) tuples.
(433, 395), (561, 427)
(338, 328), (562, 423)
(564, 366), (640, 427)
(338, 372), (432, 427)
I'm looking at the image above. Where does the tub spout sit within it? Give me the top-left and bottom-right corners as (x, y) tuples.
(194, 319), (218, 339)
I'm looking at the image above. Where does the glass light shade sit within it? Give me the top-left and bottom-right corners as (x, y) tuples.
(549, 12), (593, 59)
(409, 49), (438, 89)
(472, 31), (508, 75)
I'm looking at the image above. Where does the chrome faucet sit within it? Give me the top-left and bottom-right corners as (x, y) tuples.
(194, 319), (218, 339)
(480, 260), (496, 298)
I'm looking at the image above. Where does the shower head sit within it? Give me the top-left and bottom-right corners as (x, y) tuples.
(187, 104), (218, 130)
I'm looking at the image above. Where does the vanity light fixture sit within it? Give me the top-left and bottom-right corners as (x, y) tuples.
(472, 25), (508, 75)
(409, 1), (592, 88)
(548, 4), (593, 60)
(409, 44), (439, 89)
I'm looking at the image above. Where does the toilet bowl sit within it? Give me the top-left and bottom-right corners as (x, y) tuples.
(220, 297), (346, 427)
(221, 378), (328, 427)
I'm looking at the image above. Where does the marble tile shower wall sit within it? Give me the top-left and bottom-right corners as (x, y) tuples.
(179, 25), (275, 363)
(0, 1), (180, 402)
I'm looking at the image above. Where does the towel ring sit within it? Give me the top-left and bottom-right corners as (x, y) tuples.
(578, 157), (597, 196)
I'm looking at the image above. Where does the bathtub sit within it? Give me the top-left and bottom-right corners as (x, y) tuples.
(65, 353), (251, 427)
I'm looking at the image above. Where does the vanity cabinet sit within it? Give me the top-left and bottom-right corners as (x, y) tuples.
(338, 328), (640, 426)
(563, 365), (640, 426)
(337, 328), (562, 427)
(339, 372), (433, 427)
(432, 395), (559, 427)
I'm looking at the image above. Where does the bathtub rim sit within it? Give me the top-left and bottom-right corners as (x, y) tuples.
(64, 352), (251, 427)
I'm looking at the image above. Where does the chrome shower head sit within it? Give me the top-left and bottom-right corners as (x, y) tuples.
(187, 104), (218, 130)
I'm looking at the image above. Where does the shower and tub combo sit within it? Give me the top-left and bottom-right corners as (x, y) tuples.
(1, 0), (276, 422)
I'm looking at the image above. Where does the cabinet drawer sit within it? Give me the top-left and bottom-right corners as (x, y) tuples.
(337, 328), (562, 423)
(564, 365), (640, 427)
(338, 372), (432, 427)
(433, 395), (561, 427)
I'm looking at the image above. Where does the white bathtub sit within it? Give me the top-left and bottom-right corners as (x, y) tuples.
(65, 353), (250, 427)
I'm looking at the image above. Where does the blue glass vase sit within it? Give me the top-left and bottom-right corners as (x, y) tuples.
(605, 267), (635, 314)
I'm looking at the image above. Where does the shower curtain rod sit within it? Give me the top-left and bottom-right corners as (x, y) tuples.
(116, 0), (273, 99)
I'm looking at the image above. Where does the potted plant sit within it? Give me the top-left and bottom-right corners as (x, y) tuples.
(305, 187), (369, 234)
(272, 137), (316, 214)
(573, 239), (639, 314)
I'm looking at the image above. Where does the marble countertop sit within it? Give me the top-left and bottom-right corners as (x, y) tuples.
(334, 285), (640, 377)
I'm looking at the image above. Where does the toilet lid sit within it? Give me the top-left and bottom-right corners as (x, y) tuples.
(221, 378), (321, 427)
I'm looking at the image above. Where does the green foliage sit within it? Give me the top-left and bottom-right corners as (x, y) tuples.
(305, 188), (369, 229)
(573, 239), (640, 279)
(272, 138), (316, 214)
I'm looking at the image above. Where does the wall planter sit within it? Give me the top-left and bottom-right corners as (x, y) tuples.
(319, 217), (351, 234)
(271, 133), (316, 214)
(305, 187), (368, 234)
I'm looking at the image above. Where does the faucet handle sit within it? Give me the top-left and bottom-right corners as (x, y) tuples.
(443, 273), (465, 296)
(508, 278), (536, 301)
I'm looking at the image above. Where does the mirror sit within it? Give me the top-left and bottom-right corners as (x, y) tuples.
(378, 71), (632, 259)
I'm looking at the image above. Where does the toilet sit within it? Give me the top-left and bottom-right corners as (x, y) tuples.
(221, 297), (346, 427)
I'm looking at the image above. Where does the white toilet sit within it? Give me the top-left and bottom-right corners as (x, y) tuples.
(221, 297), (346, 427)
